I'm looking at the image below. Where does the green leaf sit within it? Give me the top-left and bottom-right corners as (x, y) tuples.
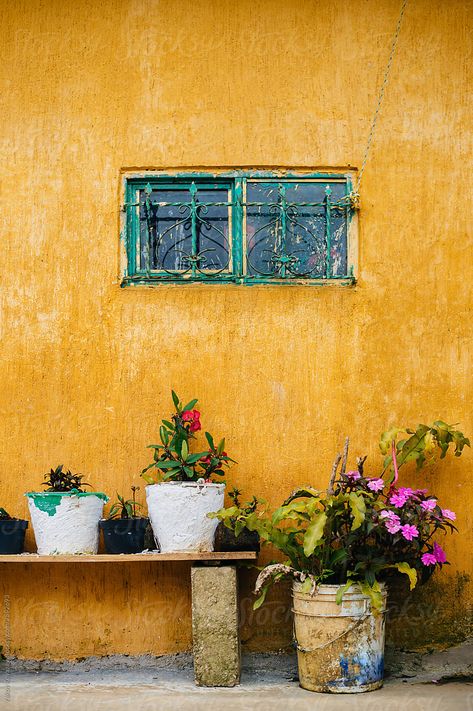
(181, 439), (188, 461)
(162, 420), (175, 430)
(171, 390), (180, 411)
(141, 474), (156, 484)
(217, 438), (225, 455)
(186, 452), (208, 464)
(205, 432), (214, 449)
(182, 398), (198, 412)
(160, 426), (169, 445)
(156, 460), (181, 470)
(253, 585), (270, 610)
(359, 580), (384, 612)
(234, 520), (245, 538)
(349, 492), (366, 531)
(282, 487), (320, 506)
(379, 428), (402, 455)
(388, 562), (417, 590)
(300, 578), (313, 594)
(303, 512), (327, 556)
(335, 580), (353, 605)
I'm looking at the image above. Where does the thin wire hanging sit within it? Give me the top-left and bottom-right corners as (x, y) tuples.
(349, 0), (409, 209)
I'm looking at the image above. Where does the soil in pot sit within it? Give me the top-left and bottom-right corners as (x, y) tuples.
(99, 517), (149, 554)
(214, 522), (260, 552)
(0, 519), (28, 554)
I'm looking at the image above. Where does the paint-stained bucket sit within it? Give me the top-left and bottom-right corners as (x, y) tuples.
(26, 491), (108, 555)
(292, 582), (387, 693)
(146, 482), (224, 552)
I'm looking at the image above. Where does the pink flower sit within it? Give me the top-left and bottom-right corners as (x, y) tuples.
(442, 509), (456, 521)
(433, 542), (447, 564)
(398, 487), (413, 498)
(390, 491), (408, 508)
(401, 524), (419, 541)
(414, 488), (428, 496)
(345, 470), (361, 481)
(420, 499), (437, 512)
(381, 511), (401, 534)
(182, 409), (201, 432)
(386, 519), (401, 534)
(367, 478), (384, 492)
(421, 552), (437, 566)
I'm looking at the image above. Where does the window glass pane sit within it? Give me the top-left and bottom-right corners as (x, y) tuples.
(138, 186), (230, 274)
(245, 181), (348, 278)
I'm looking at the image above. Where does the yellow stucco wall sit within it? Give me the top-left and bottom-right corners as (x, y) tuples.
(0, 0), (472, 659)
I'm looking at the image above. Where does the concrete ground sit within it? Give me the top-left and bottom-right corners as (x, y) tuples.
(1, 652), (472, 711)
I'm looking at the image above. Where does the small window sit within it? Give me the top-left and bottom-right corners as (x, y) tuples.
(122, 172), (355, 285)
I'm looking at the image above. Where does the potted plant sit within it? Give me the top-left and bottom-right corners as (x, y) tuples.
(26, 465), (108, 555)
(141, 391), (235, 552)
(208, 487), (262, 552)
(99, 486), (149, 554)
(248, 420), (469, 694)
(0, 507), (28, 554)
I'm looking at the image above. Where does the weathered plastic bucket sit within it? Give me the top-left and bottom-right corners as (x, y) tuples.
(292, 582), (387, 693)
(26, 491), (108, 555)
(146, 482), (224, 552)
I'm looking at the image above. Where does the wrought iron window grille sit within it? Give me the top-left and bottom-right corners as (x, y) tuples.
(122, 174), (356, 285)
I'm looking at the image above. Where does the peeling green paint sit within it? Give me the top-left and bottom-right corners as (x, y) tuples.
(25, 491), (109, 517)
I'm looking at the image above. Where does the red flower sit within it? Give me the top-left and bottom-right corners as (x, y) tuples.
(182, 409), (201, 432)
(200, 453), (212, 465)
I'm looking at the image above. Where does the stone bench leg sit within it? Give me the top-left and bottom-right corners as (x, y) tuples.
(191, 564), (240, 687)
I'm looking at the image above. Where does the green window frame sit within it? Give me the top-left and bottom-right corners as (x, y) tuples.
(121, 171), (356, 285)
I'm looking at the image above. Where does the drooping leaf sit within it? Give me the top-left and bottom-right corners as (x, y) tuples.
(299, 577), (313, 594)
(359, 580), (384, 612)
(182, 398), (198, 412)
(253, 584), (270, 610)
(389, 562), (418, 590)
(335, 580), (353, 605)
(303, 512), (328, 557)
(349, 492), (366, 531)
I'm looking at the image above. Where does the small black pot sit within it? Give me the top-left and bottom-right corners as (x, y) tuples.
(215, 522), (260, 552)
(99, 518), (149, 554)
(0, 519), (28, 554)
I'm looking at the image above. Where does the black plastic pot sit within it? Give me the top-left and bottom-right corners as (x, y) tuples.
(215, 522), (260, 553)
(0, 519), (28, 554)
(99, 518), (149, 554)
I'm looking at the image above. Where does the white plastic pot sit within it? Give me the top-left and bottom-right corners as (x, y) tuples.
(292, 582), (387, 693)
(146, 482), (225, 552)
(26, 491), (108, 555)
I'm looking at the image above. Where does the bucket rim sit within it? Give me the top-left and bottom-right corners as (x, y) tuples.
(145, 482), (225, 490)
(292, 581), (387, 595)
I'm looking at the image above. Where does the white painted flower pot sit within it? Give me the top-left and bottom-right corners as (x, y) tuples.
(146, 482), (225, 553)
(26, 491), (108, 555)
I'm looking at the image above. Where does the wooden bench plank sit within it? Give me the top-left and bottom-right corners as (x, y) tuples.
(0, 552), (258, 563)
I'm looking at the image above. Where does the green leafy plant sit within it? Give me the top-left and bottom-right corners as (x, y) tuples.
(250, 421), (467, 612)
(108, 486), (144, 519)
(380, 420), (469, 480)
(42, 465), (90, 493)
(0, 508), (12, 520)
(208, 487), (265, 537)
(141, 391), (235, 483)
